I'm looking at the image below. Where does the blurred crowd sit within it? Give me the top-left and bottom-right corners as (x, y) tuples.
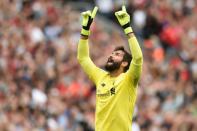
(0, 0), (196, 131)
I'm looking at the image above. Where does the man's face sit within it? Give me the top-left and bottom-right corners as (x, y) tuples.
(104, 50), (125, 72)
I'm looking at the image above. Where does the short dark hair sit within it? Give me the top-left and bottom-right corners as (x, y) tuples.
(114, 46), (132, 72)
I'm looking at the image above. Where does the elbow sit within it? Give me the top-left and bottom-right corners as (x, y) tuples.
(77, 55), (83, 64)
(77, 55), (80, 61)
(77, 55), (87, 64)
(138, 53), (143, 61)
(133, 54), (143, 64)
(137, 57), (143, 64)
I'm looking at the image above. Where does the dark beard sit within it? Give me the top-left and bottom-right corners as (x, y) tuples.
(104, 61), (122, 72)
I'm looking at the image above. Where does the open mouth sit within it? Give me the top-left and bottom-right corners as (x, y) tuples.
(107, 59), (114, 65)
(107, 62), (113, 65)
(107, 57), (114, 63)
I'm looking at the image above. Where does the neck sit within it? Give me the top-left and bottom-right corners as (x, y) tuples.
(109, 69), (124, 77)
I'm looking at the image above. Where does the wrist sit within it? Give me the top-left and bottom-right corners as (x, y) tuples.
(81, 34), (89, 39)
(81, 28), (90, 36)
(124, 27), (133, 35)
(127, 32), (135, 38)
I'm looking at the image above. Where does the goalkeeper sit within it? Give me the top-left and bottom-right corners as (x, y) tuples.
(77, 6), (143, 131)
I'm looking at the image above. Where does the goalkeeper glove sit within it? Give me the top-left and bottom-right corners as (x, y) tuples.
(115, 6), (133, 35)
(81, 6), (98, 36)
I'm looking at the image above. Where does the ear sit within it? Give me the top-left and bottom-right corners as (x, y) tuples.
(121, 61), (128, 68)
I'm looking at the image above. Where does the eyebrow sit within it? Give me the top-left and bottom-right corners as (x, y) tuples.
(114, 51), (124, 55)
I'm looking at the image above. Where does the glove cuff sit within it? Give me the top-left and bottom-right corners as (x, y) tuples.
(124, 27), (133, 35)
(81, 28), (90, 36)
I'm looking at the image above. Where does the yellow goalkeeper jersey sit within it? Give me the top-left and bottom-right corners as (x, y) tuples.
(77, 36), (142, 131)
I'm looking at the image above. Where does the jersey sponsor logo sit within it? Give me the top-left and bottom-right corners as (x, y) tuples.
(97, 91), (110, 98)
(97, 87), (116, 98)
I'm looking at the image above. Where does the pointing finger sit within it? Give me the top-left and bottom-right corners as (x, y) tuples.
(91, 6), (98, 18)
(122, 5), (126, 12)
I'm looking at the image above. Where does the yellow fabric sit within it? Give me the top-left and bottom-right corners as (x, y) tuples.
(124, 27), (133, 34)
(81, 28), (90, 36)
(77, 36), (143, 131)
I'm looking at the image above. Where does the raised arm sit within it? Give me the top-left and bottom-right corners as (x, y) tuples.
(77, 7), (106, 85)
(126, 33), (143, 86)
(115, 6), (143, 86)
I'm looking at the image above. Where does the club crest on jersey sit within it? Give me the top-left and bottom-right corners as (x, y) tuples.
(101, 83), (106, 87)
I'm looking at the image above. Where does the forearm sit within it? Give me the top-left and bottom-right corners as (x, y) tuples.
(77, 36), (90, 62)
(127, 32), (143, 65)
(78, 35), (104, 84)
(78, 6), (97, 60)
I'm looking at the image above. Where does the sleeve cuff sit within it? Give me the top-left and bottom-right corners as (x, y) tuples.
(124, 27), (133, 35)
(81, 28), (90, 36)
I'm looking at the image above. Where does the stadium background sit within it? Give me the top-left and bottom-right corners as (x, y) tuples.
(0, 0), (196, 130)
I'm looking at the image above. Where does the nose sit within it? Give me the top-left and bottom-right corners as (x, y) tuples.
(110, 53), (115, 58)
(109, 55), (113, 60)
